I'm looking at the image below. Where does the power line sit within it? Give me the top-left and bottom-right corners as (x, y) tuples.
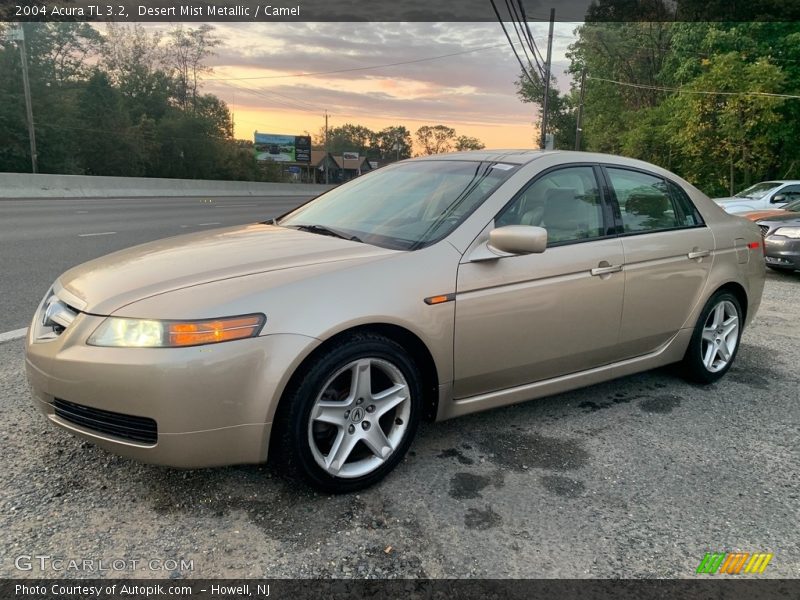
(516, 0), (547, 68)
(587, 75), (800, 99)
(205, 43), (510, 82)
(504, 0), (543, 78)
(489, 0), (539, 88)
(217, 80), (323, 114)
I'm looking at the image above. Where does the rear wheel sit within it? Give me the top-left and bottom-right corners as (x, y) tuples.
(680, 291), (743, 384)
(273, 333), (422, 493)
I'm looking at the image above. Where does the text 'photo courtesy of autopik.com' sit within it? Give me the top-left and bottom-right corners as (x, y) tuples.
(1, 0), (799, 598)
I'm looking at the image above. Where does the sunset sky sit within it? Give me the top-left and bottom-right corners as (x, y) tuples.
(160, 22), (579, 151)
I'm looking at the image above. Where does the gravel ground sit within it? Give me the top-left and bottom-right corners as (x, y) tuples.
(1, 271), (798, 579)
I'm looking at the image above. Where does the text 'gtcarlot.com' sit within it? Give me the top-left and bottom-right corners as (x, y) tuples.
(14, 554), (194, 572)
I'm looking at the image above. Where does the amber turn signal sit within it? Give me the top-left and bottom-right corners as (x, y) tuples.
(167, 315), (265, 347)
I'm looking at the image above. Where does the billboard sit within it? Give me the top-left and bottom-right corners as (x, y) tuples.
(254, 133), (311, 163)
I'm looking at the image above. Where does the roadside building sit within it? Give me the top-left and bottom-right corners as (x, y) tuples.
(332, 155), (374, 183)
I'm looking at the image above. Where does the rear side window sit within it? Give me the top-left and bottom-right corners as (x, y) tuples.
(666, 181), (704, 226)
(606, 168), (701, 233)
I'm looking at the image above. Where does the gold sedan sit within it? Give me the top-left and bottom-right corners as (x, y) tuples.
(25, 151), (765, 492)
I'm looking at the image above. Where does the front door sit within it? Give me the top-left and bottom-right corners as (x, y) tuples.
(453, 165), (626, 399)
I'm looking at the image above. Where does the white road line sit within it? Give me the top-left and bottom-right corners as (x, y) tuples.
(78, 231), (117, 237)
(0, 328), (28, 344)
(197, 222), (222, 226)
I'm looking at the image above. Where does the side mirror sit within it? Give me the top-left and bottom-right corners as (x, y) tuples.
(488, 225), (548, 255)
(772, 194), (786, 204)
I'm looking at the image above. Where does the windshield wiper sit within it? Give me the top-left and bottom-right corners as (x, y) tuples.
(291, 224), (363, 243)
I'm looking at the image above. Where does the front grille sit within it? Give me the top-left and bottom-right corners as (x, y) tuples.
(33, 291), (80, 341)
(759, 224), (771, 237)
(53, 398), (157, 445)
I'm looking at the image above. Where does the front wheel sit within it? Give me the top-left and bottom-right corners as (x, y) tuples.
(680, 291), (743, 384)
(273, 333), (422, 493)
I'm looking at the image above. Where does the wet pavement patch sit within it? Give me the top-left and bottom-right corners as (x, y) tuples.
(464, 505), (502, 530)
(726, 369), (771, 390)
(437, 447), (475, 465)
(639, 395), (682, 414)
(449, 472), (491, 499)
(540, 475), (585, 498)
(579, 392), (640, 413)
(476, 431), (589, 472)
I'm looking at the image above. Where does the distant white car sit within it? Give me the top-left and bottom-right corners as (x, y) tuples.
(714, 180), (800, 214)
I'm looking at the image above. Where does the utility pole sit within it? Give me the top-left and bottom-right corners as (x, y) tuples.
(324, 111), (329, 184)
(540, 8), (555, 150)
(9, 25), (37, 173)
(575, 68), (587, 151)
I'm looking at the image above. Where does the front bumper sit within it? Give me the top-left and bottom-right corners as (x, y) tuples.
(25, 312), (319, 468)
(763, 235), (800, 270)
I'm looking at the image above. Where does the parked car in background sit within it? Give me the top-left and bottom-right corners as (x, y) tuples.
(757, 211), (800, 273)
(25, 151), (765, 492)
(714, 180), (800, 214)
(739, 198), (800, 222)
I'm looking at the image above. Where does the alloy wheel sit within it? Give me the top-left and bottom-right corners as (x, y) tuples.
(700, 300), (739, 373)
(307, 358), (411, 478)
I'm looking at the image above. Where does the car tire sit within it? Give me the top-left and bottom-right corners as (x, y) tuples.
(272, 332), (422, 493)
(680, 290), (743, 385)
(767, 265), (794, 273)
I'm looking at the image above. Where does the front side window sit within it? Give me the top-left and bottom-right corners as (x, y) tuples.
(495, 166), (605, 244)
(279, 160), (517, 250)
(607, 168), (697, 233)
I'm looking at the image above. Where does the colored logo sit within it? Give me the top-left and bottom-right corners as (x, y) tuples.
(696, 552), (773, 574)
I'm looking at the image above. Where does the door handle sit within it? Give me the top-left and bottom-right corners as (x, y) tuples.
(590, 263), (622, 276)
(687, 249), (711, 260)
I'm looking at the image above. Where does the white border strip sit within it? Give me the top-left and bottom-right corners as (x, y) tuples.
(0, 328), (28, 343)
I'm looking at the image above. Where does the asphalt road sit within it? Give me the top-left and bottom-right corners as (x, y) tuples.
(0, 262), (798, 577)
(0, 197), (798, 578)
(0, 195), (312, 332)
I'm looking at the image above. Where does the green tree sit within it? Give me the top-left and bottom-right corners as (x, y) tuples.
(373, 126), (413, 161)
(522, 13), (800, 194)
(325, 123), (377, 157)
(77, 70), (144, 176)
(455, 135), (486, 151)
(167, 24), (221, 111)
(415, 125), (456, 155)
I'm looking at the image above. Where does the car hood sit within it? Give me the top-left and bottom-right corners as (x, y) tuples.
(739, 209), (786, 221)
(757, 213), (800, 227)
(57, 224), (398, 315)
(712, 198), (762, 212)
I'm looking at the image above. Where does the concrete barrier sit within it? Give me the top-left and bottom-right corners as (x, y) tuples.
(0, 173), (335, 198)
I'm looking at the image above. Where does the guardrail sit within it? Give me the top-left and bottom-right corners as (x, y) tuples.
(0, 173), (334, 198)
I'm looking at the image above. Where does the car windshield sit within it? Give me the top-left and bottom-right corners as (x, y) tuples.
(733, 181), (780, 199)
(783, 198), (800, 212)
(278, 160), (518, 250)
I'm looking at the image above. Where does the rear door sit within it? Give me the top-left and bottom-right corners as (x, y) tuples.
(603, 166), (714, 358)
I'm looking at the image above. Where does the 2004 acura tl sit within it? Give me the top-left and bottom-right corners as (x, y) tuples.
(26, 151), (765, 492)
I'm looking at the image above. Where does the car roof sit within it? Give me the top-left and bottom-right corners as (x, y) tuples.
(406, 150), (679, 172)
(748, 180), (800, 185)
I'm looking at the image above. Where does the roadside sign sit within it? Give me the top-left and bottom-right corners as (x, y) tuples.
(2, 25), (24, 42)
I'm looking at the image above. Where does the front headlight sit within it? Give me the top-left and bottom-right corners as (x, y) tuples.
(774, 227), (800, 239)
(87, 314), (266, 348)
